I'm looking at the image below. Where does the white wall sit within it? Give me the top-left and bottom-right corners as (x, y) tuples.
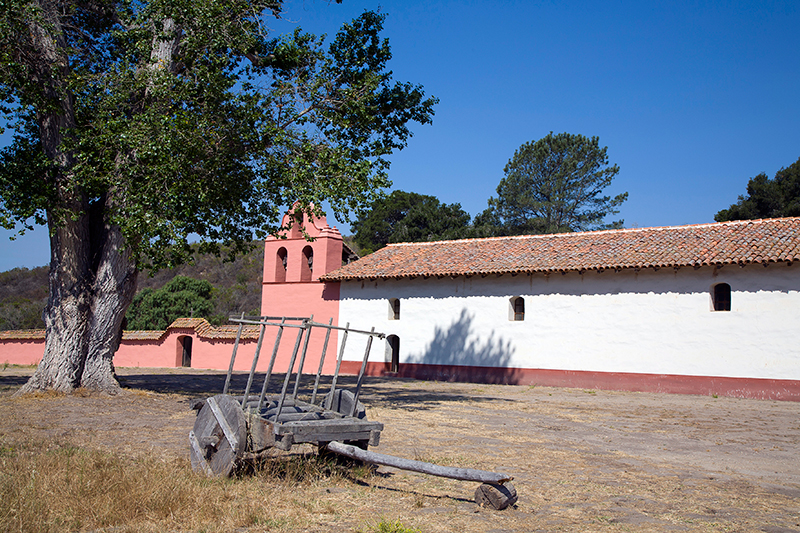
(337, 264), (800, 380)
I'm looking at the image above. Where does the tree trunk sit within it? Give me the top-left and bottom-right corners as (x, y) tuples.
(19, 213), (92, 393)
(18, 202), (138, 395)
(82, 199), (138, 392)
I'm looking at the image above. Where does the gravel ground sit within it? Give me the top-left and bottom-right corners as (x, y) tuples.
(1, 366), (799, 532)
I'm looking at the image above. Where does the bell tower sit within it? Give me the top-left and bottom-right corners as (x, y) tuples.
(262, 207), (348, 286)
(260, 206), (353, 374)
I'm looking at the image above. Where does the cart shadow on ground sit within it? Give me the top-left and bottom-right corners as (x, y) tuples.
(0, 367), (517, 411)
(115, 369), (510, 411)
(234, 445), (478, 507)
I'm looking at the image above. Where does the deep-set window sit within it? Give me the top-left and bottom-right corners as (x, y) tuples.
(301, 246), (313, 281)
(510, 296), (525, 321)
(712, 283), (731, 312)
(389, 298), (400, 320)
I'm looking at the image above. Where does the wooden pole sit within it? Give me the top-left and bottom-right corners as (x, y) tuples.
(257, 317), (286, 413)
(275, 322), (307, 419)
(310, 318), (334, 405)
(350, 327), (375, 417)
(325, 322), (349, 411)
(292, 315), (314, 400)
(223, 313), (246, 395)
(241, 322), (266, 409)
(324, 441), (513, 484)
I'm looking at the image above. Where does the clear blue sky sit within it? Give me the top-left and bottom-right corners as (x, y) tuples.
(1, 0), (798, 271)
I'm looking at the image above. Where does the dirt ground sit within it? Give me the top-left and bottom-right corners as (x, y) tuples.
(1, 366), (799, 532)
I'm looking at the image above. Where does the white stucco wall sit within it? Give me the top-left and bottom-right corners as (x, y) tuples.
(337, 264), (800, 380)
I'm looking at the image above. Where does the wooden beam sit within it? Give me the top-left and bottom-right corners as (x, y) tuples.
(324, 441), (513, 484)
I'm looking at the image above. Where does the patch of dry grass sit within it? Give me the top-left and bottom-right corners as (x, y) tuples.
(0, 438), (378, 533)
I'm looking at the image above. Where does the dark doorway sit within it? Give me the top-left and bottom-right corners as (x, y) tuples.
(180, 336), (193, 367)
(387, 335), (400, 373)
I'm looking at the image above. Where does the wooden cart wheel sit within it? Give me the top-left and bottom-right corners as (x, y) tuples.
(189, 394), (246, 477)
(475, 482), (518, 510)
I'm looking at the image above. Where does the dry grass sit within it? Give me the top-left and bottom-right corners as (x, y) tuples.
(0, 439), (380, 533)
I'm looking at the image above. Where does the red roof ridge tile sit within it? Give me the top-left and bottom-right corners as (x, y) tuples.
(0, 329), (46, 340)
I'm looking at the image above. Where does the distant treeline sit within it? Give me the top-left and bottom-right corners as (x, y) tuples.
(0, 244), (264, 331)
(0, 266), (49, 330)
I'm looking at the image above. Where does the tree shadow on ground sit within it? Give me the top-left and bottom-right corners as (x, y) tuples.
(0, 373), (30, 391)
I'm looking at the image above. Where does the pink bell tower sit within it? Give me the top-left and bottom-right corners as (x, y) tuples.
(260, 206), (352, 373)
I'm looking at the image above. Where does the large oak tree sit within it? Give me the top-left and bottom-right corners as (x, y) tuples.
(0, 0), (435, 393)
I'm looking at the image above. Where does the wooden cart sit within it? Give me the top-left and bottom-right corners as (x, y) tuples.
(189, 316), (517, 510)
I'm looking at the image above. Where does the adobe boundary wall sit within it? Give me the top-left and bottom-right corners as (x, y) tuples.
(3, 317), (799, 401)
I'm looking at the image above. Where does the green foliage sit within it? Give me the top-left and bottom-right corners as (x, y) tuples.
(0, 1), (434, 388)
(0, 297), (46, 330)
(350, 190), (472, 253)
(361, 520), (421, 533)
(0, 267), (48, 300)
(0, 245), (264, 332)
(484, 132), (627, 235)
(715, 157), (800, 221)
(126, 276), (216, 330)
(0, 267), (48, 330)
(136, 242), (264, 319)
(0, 2), (436, 270)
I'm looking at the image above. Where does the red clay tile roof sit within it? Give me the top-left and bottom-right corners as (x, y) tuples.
(321, 218), (800, 281)
(0, 329), (45, 340)
(123, 318), (261, 341)
(1, 319), (260, 342)
(122, 329), (167, 341)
